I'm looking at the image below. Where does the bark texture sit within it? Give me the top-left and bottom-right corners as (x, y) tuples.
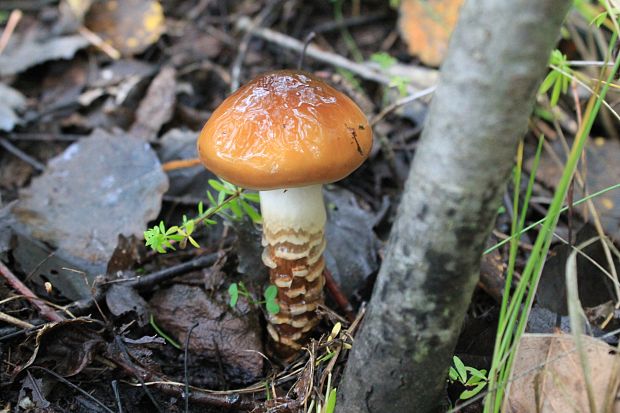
(338, 1), (572, 412)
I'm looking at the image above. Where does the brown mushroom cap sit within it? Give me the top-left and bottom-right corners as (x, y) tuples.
(197, 70), (372, 190)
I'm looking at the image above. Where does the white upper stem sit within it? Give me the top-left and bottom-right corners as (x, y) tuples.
(259, 184), (326, 237)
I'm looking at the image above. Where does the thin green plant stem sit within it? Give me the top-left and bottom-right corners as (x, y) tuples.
(494, 136), (545, 342)
(518, 135), (545, 233)
(150, 314), (181, 349)
(493, 137), (545, 372)
(485, 32), (620, 412)
(496, 142), (524, 331)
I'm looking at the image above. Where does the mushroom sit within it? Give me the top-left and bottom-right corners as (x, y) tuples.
(197, 70), (372, 354)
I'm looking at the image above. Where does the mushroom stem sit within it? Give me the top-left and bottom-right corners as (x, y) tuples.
(259, 184), (327, 352)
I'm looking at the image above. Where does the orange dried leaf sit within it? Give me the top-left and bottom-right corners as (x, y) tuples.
(398, 0), (464, 66)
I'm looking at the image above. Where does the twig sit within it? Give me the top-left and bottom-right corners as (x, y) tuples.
(0, 310), (34, 329)
(162, 158), (202, 171)
(0, 9), (22, 55)
(0, 261), (64, 322)
(0, 137), (46, 171)
(77, 26), (121, 60)
(236, 16), (436, 90)
(370, 86), (437, 126)
(230, 1), (281, 90)
(323, 269), (355, 322)
(66, 252), (220, 315)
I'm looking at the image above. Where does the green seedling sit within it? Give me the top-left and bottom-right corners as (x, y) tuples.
(370, 52), (397, 70)
(539, 49), (572, 107)
(144, 179), (260, 253)
(448, 356), (488, 401)
(228, 281), (280, 315)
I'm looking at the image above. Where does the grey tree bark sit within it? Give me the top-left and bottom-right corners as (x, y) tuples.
(338, 1), (572, 412)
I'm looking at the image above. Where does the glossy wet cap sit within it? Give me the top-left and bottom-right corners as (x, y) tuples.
(197, 70), (372, 190)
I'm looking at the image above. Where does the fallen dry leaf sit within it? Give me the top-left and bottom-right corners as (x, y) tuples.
(0, 35), (89, 77)
(85, 0), (165, 56)
(398, 0), (464, 66)
(11, 129), (168, 298)
(129, 66), (177, 140)
(504, 333), (620, 413)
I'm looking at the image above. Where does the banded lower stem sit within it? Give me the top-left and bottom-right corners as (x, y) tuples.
(259, 185), (326, 353)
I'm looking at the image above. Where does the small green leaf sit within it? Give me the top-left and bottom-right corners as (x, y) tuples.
(207, 190), (217, 206)
(242, 192), (260, 202)
(240, 200), (262, 223)
(187, 236), (200, 248)
(217, 189), (226, 205)
(448, 367), (459, 382)
(370, 52), (397, 70)
(453, 356), (467, 383)
(229, 199), (243, 219)
(266, 300), (280, 314)
(460, 382), (486, 400)
(539, 71), (557, 94)
(466, 367), (487, 380)
(228, 283), (239, 307)
(264, 285), (278, 300)
(324, 388), (337, 413)
(550, 78), (562, 106)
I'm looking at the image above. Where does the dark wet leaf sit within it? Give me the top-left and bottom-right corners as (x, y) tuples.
(324, 187), (380, 298)
(537, 225), (619, 315)
(0, 83), (27, 132)
(530, 137), (620, 241)
(150, 284), (264, 383)
(85, 0), (165, 56)
(20, 319), (104, 377)
(0, 35), (88, 77)
(106, 283), (149, 326)
(129, 66), (177, 140)
(526, 305), (570, 334)
(12, 129), (168, 298)
(106, 234), (141, 274)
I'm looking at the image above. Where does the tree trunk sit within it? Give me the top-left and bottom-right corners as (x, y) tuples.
(338, 1), (571, 412)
